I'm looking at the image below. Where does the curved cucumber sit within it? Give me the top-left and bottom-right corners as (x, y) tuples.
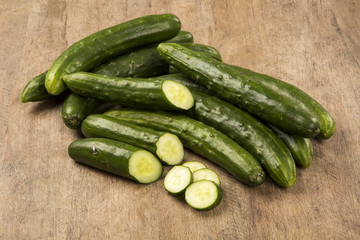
(230, 64), (335, 139)
(81, 114), (184, 165)
(104, 109), (266, 186)
(185, 180), (222, 211)
(154, 73), (296, 187)
(92, 31), (194, 78)
(62, 93), (101, 129)
(157, 43), (320, 138)
(46, 14), (181, 95)
(21, 71), (51, 102)
(269, 125), (313, 168)
(68, 138), (163, 183)
(62, 72), (194, 110)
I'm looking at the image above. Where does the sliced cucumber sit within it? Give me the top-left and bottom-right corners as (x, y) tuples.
(162, 80), (194, 110)
(156, 133), (184, 165)
(193, 168), (220, 186)
(182, 161), (206, 173)
(164, 165), (192, 195)
(185, 180), (222, 211)
(129, 150), (163, 184)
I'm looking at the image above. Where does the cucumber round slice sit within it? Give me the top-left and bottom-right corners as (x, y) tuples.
(164, 165), (192, 195)
(162, 80), (194, 110)
(185, 180), (222, 210)
(129, 150), (163, 184)
(156, 133), (184, 165)
(193, 168), (220, 186)
(182, 161), (206, 173)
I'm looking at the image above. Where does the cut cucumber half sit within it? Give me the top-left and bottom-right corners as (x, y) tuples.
(193, 168), (221, 186)
(164, 165), (192, 195)
(182, 161), (206, 173)
(185, 180), (222, 211)
(156, 133), (184, 165)
(162, 80), (194, 110)
(129, 150), (163, 184)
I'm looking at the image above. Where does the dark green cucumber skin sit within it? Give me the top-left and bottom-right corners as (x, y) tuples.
(45, 14), (181, 95)
(157, 43), (321, 138)
(62, 72), (187, 110)
(154, 74), (296, 187)
(62, 93), (101, 129)
(68, 138), (140, 181)
(21, 71), (51, 102)
(104, 109), (266, 186)
(92, 31), (194, 78)
(81, 114), (163, 154)
(269, 125), (313, 168)
(230, 65), (335, 139)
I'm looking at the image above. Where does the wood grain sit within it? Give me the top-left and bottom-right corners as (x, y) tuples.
(1, 0), (359, 239)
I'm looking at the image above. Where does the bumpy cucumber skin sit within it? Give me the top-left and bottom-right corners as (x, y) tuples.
(230, 65), (335, 139)
(62, 72), (191, 110)
(81, 114), (162, 154)
(68, 138), (140, 182)
(21, 71), (52, 102)
(45, 14), (181, 95)
(154, 74), (296, 187)
(269, 125), (313, 168)
(92, 31), (194, 78)
(62, 93), (101, 129)
(157, 43), (320, 138)
(104, 109), (265, 186)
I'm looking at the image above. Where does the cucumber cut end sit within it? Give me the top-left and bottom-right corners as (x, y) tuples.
(182, 161), (206, 173)
(185, 180), (222, 210)
(193, 168), (220, 186)
(129, 150), (163, 184)
(156, 133), (184, 165)
(164, 165), (192, 195)
(162, 80), (194, 110)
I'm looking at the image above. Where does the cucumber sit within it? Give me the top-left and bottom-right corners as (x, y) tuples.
(154, 74), (296, 187)
(92, 31), (194, 78)
(104, 109), (266, 186)
(182, 161), (207, 173)
(62, 72), (194, 110)
(45, 14), (181, 95)
(68, 138), (163, 183)
(193, 168), (221, 186)
(164, 165), (192, 195)
(21, 71), (51, 102)
(168, 43), (222, 74)
(269, 125), (313, 168)
(62, 93), (101, 129)
(185, 180), (222, 211)
(81, 114), (184, 165)
(157, 43), (321, 138)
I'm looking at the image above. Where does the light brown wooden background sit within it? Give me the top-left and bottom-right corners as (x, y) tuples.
(1, 0), (359, 239)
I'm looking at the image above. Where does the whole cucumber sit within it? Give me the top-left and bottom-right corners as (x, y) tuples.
(157, 43), (321, 138)
(46, 14), (181, 95)
(21, 72), (51, 102)
(104, 109), (266, 186)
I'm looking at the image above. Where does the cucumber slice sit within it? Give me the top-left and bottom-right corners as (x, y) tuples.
(129, 150), (163, 184)
(156, 133), (184, 165)
(182, 161), (206, 173)
(185, 180), (222, 210)
(164, 165), (192, 195)
(193, 168), (220, 186)
(162, 80), (194, 110)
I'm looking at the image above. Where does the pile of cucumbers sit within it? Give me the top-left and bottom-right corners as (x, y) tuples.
(21, 14), (335, 210)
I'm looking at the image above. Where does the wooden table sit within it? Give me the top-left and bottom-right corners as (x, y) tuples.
(1, 1), (359, 239)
